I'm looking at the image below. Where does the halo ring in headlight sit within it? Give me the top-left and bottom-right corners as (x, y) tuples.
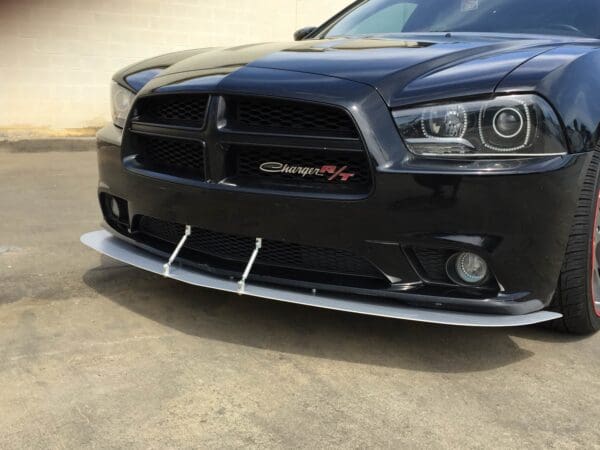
(492, 107), (524, 139)
(479, 99), (532, 152)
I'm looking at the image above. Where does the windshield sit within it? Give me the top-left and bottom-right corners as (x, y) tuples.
(320, 0), (600, 39)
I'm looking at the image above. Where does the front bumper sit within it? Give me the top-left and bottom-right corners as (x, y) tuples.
(93, 121), (590, 319)
(81, 229), (561, 327)
(87, 66), (593, 325)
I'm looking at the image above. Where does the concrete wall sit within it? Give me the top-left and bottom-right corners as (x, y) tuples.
(0, 0), (350, 138)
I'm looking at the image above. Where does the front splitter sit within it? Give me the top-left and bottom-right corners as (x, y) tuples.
(81, 230), (562, 327)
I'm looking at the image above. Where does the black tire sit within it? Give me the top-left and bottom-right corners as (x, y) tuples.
(551, 149), (600, 334)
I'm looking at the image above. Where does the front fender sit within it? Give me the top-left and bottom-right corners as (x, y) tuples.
(498, 45), (600, 152)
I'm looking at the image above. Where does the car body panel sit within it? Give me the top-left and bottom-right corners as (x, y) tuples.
(114, 47), (218, 89)
(498, 45), (600, 151)
(147, 35), (566, 105)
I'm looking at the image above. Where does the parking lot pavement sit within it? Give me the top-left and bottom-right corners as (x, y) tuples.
(2, 150), (600, 448)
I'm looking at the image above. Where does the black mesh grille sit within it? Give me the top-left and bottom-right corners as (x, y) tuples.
(137, 216), (383, 279)
(126, 94), (373, 193)
(412, 248), (454, 283)
(135, 135), (205, 179)
(230, 97), (358, 137)
(137, 95), (208, 127)
(233, 145), (371, 187)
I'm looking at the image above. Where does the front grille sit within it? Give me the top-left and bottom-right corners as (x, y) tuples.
(136, 94), (208, 127)
(136, 216), (384, 280)
(232, 145), (371, 187)
(229, 97), (358, 138)
(126, 94), (373, 194)
(135, 135), (205, 179)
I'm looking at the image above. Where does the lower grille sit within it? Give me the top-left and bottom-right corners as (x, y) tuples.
(135, 216), (384, 281)
(135, 135), (205, 179)
(412, 248), (454, 283)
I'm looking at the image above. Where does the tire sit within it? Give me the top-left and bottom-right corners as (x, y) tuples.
(551, 149), (600, 334)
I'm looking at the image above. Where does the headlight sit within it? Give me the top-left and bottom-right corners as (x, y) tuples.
(110, 68), (162, 128)
(393, 94), (567, 158)
(111, 82), (135, 128)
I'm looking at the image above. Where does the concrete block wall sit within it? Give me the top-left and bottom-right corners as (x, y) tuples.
(0, 0), (350, 138)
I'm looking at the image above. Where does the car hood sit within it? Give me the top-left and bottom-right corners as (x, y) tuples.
(152, 34), (569, 107)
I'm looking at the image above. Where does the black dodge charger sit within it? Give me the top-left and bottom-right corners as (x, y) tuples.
(82, 0), (600, 334)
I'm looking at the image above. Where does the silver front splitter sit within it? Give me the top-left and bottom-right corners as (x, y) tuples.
(81, 230), (562, 328)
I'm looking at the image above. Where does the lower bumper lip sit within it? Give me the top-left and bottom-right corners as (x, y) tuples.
(81, 230), (562, 328)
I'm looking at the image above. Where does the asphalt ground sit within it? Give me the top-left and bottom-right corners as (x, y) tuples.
(1, 151), (600, 448)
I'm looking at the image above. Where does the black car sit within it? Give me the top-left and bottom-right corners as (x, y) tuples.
(82, 0), (600, 334)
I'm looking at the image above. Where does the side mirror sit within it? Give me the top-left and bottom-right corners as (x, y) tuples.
(294, 26), (317, 41)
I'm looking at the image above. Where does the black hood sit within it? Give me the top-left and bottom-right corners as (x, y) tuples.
(146, 34), (572, 107)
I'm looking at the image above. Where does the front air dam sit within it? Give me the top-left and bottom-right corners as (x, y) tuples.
(81, 230), (562, 328)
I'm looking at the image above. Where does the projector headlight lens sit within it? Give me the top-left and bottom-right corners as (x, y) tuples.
(393, 94), (566, 158)
(493, 107), (524, 139)
(111, 82), (135, 128)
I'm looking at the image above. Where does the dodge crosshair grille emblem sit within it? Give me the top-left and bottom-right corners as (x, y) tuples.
(259, 162), (355, 182)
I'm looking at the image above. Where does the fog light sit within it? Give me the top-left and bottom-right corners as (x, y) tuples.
(453, 252), (488, 285)
(110, 197), (121, 218)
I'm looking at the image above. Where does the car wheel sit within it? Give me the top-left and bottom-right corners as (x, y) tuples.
(551, 149), (600, 334)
